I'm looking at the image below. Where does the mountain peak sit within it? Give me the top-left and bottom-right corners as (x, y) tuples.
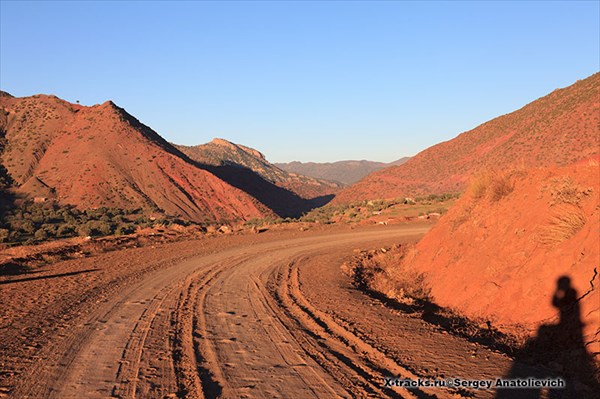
(208, 138), (266, 161)
(101, 100), (117, 107)
(210, 137), (233, 145)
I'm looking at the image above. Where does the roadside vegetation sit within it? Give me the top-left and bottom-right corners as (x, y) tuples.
(469, 169), (518, 202)
(539, 204), (587, 244)
(1, 192), (461, 248)
(341, 244), (430, 304)
(0, 202), (192, 246)
(299, 193), (460, 224)
(240, 193), (460, 229)
(342, 245), (530, 355)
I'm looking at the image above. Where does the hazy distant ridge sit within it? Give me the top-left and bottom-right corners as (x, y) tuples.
(275, 158), (410, 185)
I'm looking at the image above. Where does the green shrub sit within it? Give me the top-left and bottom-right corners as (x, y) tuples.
(77, 224), (93, 237)
(115, 223), (136, 235)
(0, 228), (9, 242)
(34, 228), (48, 241)
(19, 220), (36, 234)
(78, 220), (112, 237)
(56, 224), (76, 237)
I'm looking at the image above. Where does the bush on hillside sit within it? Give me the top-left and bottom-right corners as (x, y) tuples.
(470, 170), (515, 201)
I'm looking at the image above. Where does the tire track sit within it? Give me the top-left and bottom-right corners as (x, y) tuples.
(269, 259), (421, 398)
(193, 228), (433, 398)
(273, 257), (470, 399)
(113, 281), (179, 398)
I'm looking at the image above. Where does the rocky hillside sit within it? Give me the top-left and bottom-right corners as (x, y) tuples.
(334, 73), (600, 203)
(0, 92), (271, 223)
(176, 139), (342, 199)
(275, 157), (410, 185)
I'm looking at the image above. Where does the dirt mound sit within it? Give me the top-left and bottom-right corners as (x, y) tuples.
(334, 73), (600, 203)
(404, 160), (599, 358)
(0, 94), (271, 223)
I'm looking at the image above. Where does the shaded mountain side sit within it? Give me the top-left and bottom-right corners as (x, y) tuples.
(401, 160), (599, 367)
(0, 93), (271, 223)
(175, 139), (343, 199)
(334, 73), (600, 203)
(200, 164), (334, 218)
(0, 108), (16, 222)
(173, 140), (336, 218)
(275, 157), (410, 185)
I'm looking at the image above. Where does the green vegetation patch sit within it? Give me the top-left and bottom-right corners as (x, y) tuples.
(299, 193), (460, 224)
(0, 203), (191, 246)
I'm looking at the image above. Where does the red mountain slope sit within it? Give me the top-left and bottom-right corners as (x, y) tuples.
(0, 93), (271, 223)
(334, 73), (600, 203)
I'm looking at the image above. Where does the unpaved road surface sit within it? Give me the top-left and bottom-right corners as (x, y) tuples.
(1, 225), (519, 398)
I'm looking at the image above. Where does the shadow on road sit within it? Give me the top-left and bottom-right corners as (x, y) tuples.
(0, 268), (100, 285)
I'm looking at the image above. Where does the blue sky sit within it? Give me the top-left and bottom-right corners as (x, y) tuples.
(1, 1), (598, 163)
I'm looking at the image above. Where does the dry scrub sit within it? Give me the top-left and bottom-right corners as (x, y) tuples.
(539, 203), (587, 244)
(545, 176), (593, 206)
(342, 245), (530, 355)
(537, 177), (592, 244)
(469, 169), (517, 202)
(450, 169), (520, 230)
(341, 245), (429, 305)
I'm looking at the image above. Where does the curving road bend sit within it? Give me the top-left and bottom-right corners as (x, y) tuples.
(4, 225), (515, 399)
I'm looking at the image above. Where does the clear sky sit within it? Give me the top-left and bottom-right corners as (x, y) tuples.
(1, 1), (598, 163)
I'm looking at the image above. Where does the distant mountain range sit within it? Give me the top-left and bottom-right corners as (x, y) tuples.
(275, 158), (410, 185)
(334, 73), (600, 204)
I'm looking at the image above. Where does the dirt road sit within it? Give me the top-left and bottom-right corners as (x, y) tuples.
(1, 225), (517, 398)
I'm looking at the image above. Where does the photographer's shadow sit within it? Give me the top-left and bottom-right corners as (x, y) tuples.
(495, 276), (598, 399)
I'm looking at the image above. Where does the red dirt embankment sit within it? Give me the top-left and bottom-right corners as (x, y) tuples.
(404, 159), (599, 356)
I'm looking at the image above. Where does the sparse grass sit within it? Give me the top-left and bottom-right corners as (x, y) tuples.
(470, 172), (492, 199)
(469, 170), (515, 201)
(452, 169), (519, 230)
(342, 245), (531, 355)
(342, 245), (430, 304)
(243, 216), (290, 228)
(539, 203), (587, 244)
